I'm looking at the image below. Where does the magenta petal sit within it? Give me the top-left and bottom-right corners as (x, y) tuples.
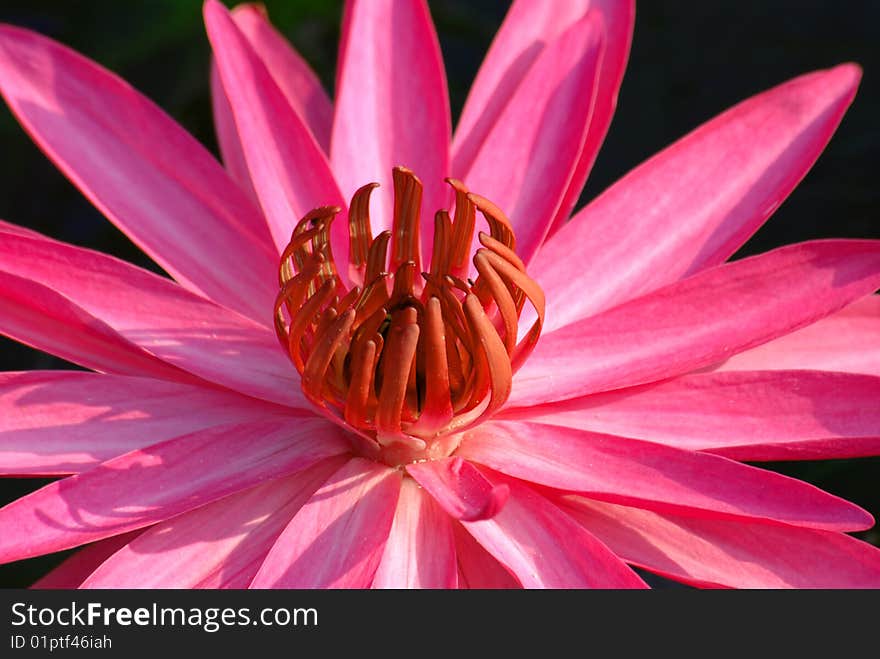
(457, 421), (873, 531)
(0, 418), (348, 564)
(0, 231), (305, 407)
(513, 240), (880, 406)
(331, 0), (451, 255)
(0, 24), (278, 322)
(460, 471), (647, 588)
(534, 64), (862, 329)
(204, 0), (347, 260)
(455, 11), (604, 265)
(250, 458), (401, 588)
(452, 522), (520, 589)
(502, 370), (880, 461)
(562, 497), (880, 589)
(718, 294), (880, 376)
(406, 457), (509, 521)
(0, 270), (193, 383)
(0, 371), (295, 476)
(371, 478), (458, 589)
(30, 531), (143, 589)
(81, 458), (345, 589)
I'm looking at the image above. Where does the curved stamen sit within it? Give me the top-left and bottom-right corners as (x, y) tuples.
(275, 168), (545, 464)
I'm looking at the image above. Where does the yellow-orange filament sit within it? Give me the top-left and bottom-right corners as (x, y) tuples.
(274, 166), (545, 462)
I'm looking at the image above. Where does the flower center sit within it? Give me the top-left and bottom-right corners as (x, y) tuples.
(274, 167), (544, 465)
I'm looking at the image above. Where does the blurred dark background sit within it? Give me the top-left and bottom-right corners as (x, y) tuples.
(0, 0), (877, 587)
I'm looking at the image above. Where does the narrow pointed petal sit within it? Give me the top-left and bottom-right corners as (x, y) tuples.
(457, 421), (873, 531)
(0, 231), (305, 408)
(562, 497), (880, 589)
(81, 458), (345, 589)
(453, 1), (634, 223)
(0, 371), (294, 475)
(460, 471), (647, 588)
(372, 478), (458, 589)
(331, 0), (450, 252)
(406, 457), (509, 522)
(204, 0), (347, 260)
(718, 295), (880, 376)
(502, 370), (880, 461)
(250, 458), (401, 588)
(230, 4), (332, 151)
(534, 64), (862, 330)
(0, 218), (45, 240)
(0, 418), (348, 564)
(513, 240), (880, 406)
(456, 13), (603, 265)
(0, 270), (193, 383)
(0, 24), (278, 322)
(452, 522), (520, 589)
(31, 531), (143, 589)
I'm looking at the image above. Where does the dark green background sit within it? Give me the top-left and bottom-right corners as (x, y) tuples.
(0, 1), (877, 587)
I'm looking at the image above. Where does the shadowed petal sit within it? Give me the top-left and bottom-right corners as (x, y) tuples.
(81, 458), (345, 589)
(331, 0), (450, 256)
(501, 370), (880, 461)
(455, 12), (604, 265)
(513, 240), (880, 406)
(407, 457), (509, 521)
(372, 478), (458, 589)
(457, 421), (873, 531)
(0, 23), (278, 322)
(561, 496), (880, 589)
(204, 0), (347, 261)
(453, 0), (634, 239)
(534, 65), (862, 330)
(0, 270), (194, 383)
(31, 531), (143, 589)
(452, 522), (520, 589)
(717, 294), (880, 376)
(250, 458), (401, 588)
(460, 471), (647, 588)
(0, 371), (297, 475)
(0, 418), (348, 564)
(0, 231), (305, 408)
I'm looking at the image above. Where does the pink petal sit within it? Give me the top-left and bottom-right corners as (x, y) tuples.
(457, 421), (873, 531)
(460, 471), (647, 588)
(0, 218), (45, 240)
(0, 417), (348, 564)
(513, 240), (880, 406)
(81, 458), (345, 589)
(561, 496), (880, 589)
(717, 294), (880, 376)
(406, 457), (509, 521)
(371, 477), (458, 589)
(204, 0), (347, 260)
(210, 4), (333, 197)
(452, 522), (520, 589)
(501, 370), (880, 462)
(0, 24), (278, 322)
(453, 1), (634, 230)
(250, 458), (401, 588)
(230, 4), (332, 152)
(0, 371), (295, 475)
(533, 64), (862, 330)
(331, 0), (450, 256)
(454, 11), (604, 265)
(0, 270), (193, 383)
(30, 531), (143, 589)
(0, 231), (305, 408)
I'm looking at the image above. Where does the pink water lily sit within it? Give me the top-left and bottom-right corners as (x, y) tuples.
(0, 0), (879, 589)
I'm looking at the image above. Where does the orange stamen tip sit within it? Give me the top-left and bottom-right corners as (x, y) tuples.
(275, 168), (545, 465)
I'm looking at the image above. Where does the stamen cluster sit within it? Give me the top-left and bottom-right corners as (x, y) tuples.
(274, 167), (544, 464)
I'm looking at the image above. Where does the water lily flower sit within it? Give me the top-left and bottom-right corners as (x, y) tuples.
(0, 0), (879, 589)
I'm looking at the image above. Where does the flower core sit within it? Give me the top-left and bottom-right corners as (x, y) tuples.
(275, 167), (544, 465)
